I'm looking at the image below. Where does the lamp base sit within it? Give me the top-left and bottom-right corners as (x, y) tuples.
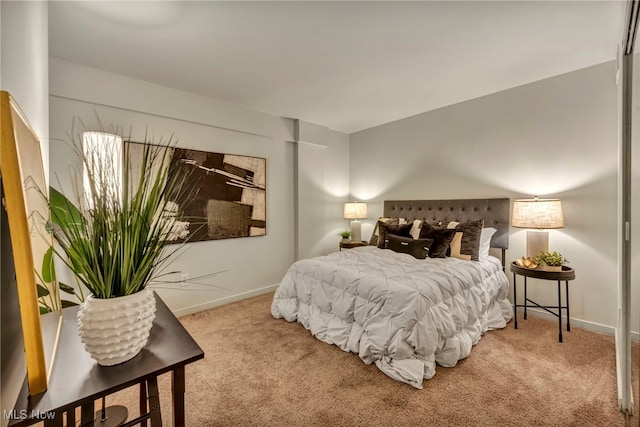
(526, 230), (549, 259)
(350, 220), (362, 243)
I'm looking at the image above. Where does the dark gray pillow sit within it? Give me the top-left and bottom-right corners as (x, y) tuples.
(386, 234), (434, 259)
(454, 219), (484, 261)
(418, 223), (456, 258)
(369, 218), (400, 246)
(377, 222), (412, 249)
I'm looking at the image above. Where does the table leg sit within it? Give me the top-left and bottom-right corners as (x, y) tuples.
(557, 280), (563, 343)
(513, 273), (518, 329)
(172, 366), (186, 427)
(524, 277), (528, 320)
(147, 377), (162, 427)
(81, 402), (94, 426)
(66, 408), (76, 426)
(140, 380), (148, 427)
(566, 280), (571, 332)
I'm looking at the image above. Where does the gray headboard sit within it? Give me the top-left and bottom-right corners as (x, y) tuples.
(383, 198), (510, 250)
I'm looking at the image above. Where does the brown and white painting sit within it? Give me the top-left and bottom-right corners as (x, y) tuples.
(163, 146), (266, 242)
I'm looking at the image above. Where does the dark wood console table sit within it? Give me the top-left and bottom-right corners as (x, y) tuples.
(8, 292), (204, 427)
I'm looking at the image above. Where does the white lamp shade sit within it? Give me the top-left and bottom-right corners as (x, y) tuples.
(344, 202), (367, 220)
(512, 198), (564, 229)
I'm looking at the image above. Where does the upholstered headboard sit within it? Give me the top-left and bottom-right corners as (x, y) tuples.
(383, 198), (510, 250)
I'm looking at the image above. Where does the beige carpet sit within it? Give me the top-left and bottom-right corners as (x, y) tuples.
(105, 292), (637, 426)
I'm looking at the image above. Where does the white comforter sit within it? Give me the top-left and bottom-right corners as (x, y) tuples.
(271, 246), (513, 389)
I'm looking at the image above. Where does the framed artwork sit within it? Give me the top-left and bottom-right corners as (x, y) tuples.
(127, 142), (266, 243)
(0, 91), (60, 395)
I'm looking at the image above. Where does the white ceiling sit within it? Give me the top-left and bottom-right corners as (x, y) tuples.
(49, 1), (624, 134)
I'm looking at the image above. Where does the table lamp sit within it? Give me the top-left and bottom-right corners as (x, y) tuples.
(512, 197), (564, 258)
(343, 202), (367, 243)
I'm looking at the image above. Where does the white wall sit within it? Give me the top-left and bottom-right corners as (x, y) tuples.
(295, 120), (350, 259)
(0, 0), (49, 178)
(350, 62), (620, 331)
(49, 58), (300, 316)
(0, 2), (49, 423)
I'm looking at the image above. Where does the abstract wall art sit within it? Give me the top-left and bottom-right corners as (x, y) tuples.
(128, 142), (266, 243)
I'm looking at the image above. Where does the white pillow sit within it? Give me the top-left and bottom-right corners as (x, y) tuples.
(410, 219), (423, 239)
(479, 227), (497, 259)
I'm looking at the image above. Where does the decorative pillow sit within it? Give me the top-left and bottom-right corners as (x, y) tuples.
(369, 218), (398, 246)
(369, 217), (406, 246)
(418, 223), (456, 258)
(449, 232), (472, 261)
(479, 227), (497, 259)
(451, 219), (484, 261)
(409, 219), (423, 240)
(377, 222), (413, 249)
(386, 234), (434, 259)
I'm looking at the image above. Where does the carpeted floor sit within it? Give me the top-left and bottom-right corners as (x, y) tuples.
(106, 292), (637, 426)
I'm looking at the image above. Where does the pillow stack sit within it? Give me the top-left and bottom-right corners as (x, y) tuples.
(372, 216), (497, 261)
(369, 217), (409, 246)
(376, 221), (413, 249)
(418, 223), (457, 258)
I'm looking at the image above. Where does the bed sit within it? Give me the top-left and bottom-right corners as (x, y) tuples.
(271, 198), (513, 389)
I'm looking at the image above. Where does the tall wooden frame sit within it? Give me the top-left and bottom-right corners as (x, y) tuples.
(0, 91), (59, 395)
(616, 0), (638, 414)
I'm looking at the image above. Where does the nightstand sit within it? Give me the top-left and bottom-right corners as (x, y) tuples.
(511, 262), (576, 342)
(339, 240), (367, 251)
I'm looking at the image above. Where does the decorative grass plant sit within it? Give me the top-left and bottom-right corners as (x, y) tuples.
(49, 132), (195, 299)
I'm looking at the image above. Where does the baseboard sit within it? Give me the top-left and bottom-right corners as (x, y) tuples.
(173, 283), (280, 317)
(522, 308), (640, 340)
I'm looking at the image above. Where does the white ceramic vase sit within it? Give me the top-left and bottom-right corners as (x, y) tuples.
(77, 288), (156, 366)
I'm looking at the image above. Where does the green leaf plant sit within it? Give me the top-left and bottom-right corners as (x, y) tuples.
(36, 246), (84, 314)
(535, 251), (568, 267)
(46, 127), (200, 299)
